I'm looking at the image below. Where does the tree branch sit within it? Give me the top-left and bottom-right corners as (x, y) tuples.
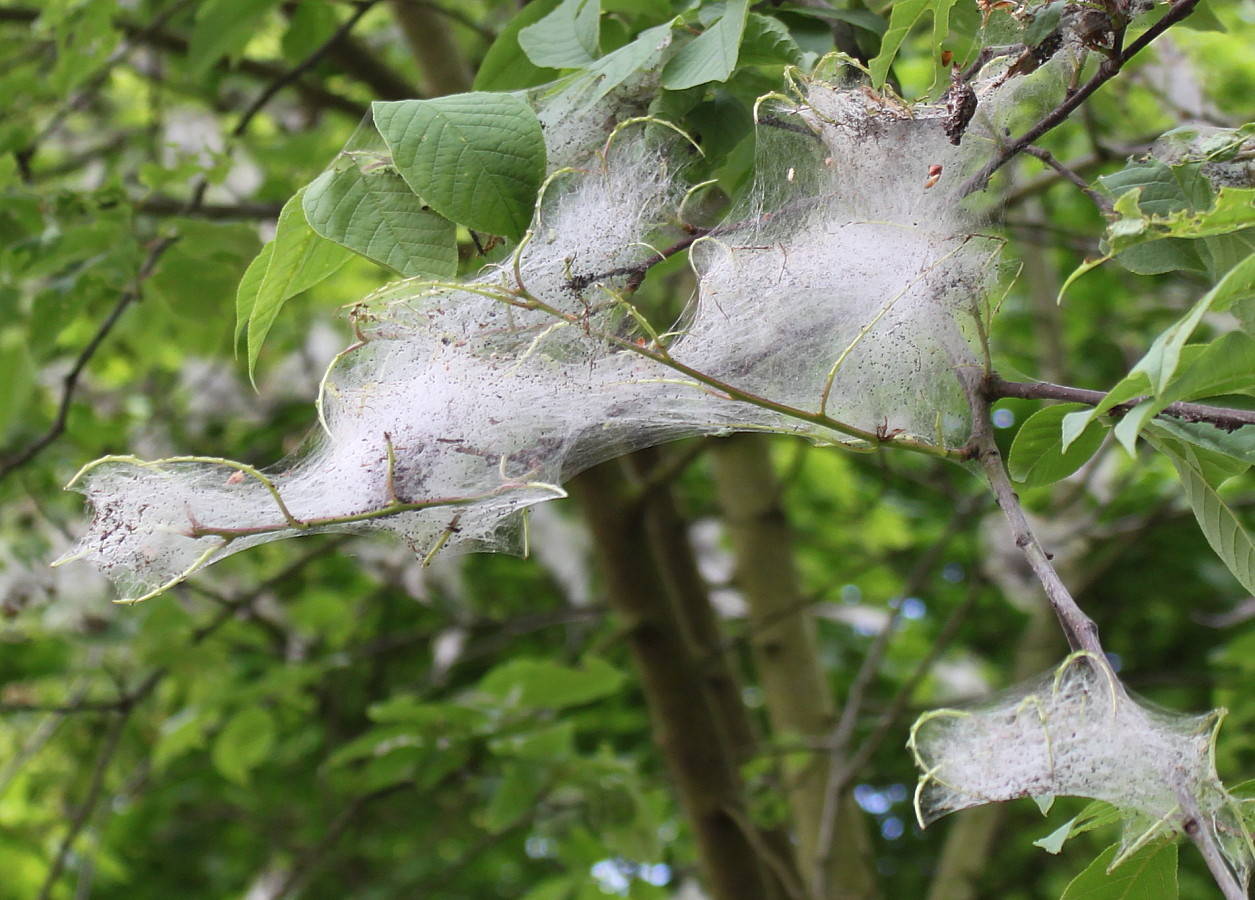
(988, 373), (1255, 431)
(1022, 145), (1114, 215)
(961, 368), (1102, 654)
(230, 0), (384, 140)
(711, 433), (878, 900)
(574, 458), (785, 900)
(959, 0), (1203, 197)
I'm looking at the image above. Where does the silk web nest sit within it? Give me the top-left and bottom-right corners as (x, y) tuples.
(62, 65), (1008, 604)
(910, 652), (1254, 883)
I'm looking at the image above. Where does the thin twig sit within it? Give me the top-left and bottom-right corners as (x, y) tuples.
(0, 1), (385, 483)
(1177, 787), (1247, 900)
(0, 235), (175, 481)
(272, 783), (410, 899)
(829, 578), (980, 796)
(0, 6), (366, 119)
(988, 374), (1255, 432)
(34, 670), (161, 900)
(813, 499), (979, 883)
(134, 196), (284, 220)
(16, 0), (198, 173)
(231, 0), (383, 139)
(722, 804), (810, 900)
(961, 367), (1102, 654)
(629, 438), (714, 501)
(1022, 145), (1114, 215)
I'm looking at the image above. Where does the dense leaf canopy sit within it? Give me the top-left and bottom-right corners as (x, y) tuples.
(2, 2), (1255, 899)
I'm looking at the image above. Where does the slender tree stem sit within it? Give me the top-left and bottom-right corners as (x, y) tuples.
(988, 374), (1255, 431)
(1177, 787), (1246, 900)
(962, 368), (1102, 654)
(1022, 145), (1114, 215)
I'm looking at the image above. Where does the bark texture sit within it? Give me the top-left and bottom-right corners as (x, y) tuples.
(574, 457), (784, 900)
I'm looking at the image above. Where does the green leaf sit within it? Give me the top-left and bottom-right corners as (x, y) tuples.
(1155, 434), (1255, 595)
(1139, 251), (1255, 393)
(187, 0), (283, 76)
(239, 189), (354, 380)
(1065, 252), (1255, 448)
(281, 0), (341, 63)
(150, 219), (260, 339)
(485, 763), (547, 830)
(1060, 841), (1177, 900)
(152, 708), (210, 772)
(519, 877), (577, 900)
(1009, 403), (1107, 487)
(772, 5), (887, 36)
(868, 0), (960, 90)
(211, 707), (277, 785)
(489, 721), (576, 760)
(1034, 802), (1124, 854)
(1100, 161), (1211, 220)
(1162, 331), (1255, 403)
(478, 656), (626, 710)
(661, 0), (750, 90)
(581, 21), (675, 102)
(235, 242), (272, 343)
(518, 0), (601, 69)
(0, 328), (35, 442)
(1035, 817), (1078, 855)
(1097, 160), (1255, 278)
(737, 13), (804, 67)
(1153, 419), (1255, 469)
(303, 162), (458, 279)
(474, 0), (563, 91)
(372, 93), (547, 240)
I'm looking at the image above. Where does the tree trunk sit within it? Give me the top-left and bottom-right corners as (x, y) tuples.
(574, 457), (784, 900)
(712, 433), (880, 900)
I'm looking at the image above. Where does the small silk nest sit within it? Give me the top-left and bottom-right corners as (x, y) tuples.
(61, 66), (1009, 603)
(910, 653), (1254, 883)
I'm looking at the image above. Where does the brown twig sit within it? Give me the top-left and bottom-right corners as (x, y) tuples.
(988, 374), (1255, 432)
(829, 578), (980, 796)
(961, 367), (1103, 654)
(815, 499), (980, 871)
(34, 670), (162, 900)
(1022, 145), (1115, 215)
(0, 234), (177, 482)
(231, 0), (383, 139)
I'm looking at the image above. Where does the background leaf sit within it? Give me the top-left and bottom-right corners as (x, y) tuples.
(1155, 433), (1255, 595)
(211, 707), (277, 786)
(868, 0), (960, 90)
(518, 0), (601, 69)
(661, 0), (750, 90)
